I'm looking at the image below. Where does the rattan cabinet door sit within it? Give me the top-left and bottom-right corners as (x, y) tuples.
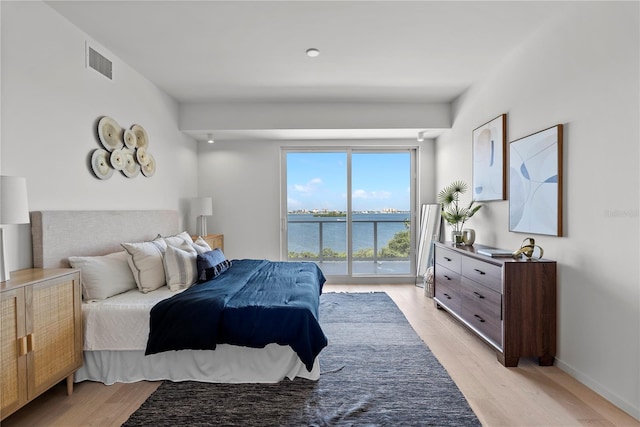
(27, 273), (82, 399)
(1, 287), (28, 417)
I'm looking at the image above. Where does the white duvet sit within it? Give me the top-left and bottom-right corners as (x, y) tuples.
(82, 286), (181, 350)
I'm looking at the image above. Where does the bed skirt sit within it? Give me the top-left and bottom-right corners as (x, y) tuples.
(75, 345), (320, 385)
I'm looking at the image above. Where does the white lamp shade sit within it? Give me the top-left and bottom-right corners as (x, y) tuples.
(191, 197), (213, 217)
(0, 176), (30, 225)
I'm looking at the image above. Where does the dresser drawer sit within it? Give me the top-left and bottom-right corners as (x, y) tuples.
(460, 277), (502, 346)
(462, 257), (502, 293)
(460, 304), (502, 347)
(434, 275), (462, 313)
(461, 278), (501, 319)
(435, 246), (462, 273)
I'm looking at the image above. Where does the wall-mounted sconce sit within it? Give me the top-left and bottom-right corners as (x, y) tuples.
(207, 134), (214, 144)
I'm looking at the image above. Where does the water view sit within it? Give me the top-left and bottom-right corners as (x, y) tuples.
(286, 151), (413, 276)
(287, 212), (410, 259)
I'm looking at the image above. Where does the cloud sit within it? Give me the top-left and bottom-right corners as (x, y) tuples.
(293, 178), (322, 193)
(352, 189), (391, 200)
(287, 197), (301, 208)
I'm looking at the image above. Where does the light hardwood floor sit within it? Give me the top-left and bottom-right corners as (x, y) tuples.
(2, 284), (638, 426)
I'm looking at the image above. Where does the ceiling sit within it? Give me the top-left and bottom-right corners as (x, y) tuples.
(45, 1), (569, 140)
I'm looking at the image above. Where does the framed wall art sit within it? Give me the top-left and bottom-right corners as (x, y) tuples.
(509, 124), (563, 236)
(472, 114), (506, 201)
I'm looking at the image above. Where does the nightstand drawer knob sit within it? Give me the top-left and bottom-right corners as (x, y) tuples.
(444, 257), (452, 262)
(474, 268), (486, 275)
(474, 314), (486, 323)
(473, 291), (485, 299)
(443, 293), (452, 300)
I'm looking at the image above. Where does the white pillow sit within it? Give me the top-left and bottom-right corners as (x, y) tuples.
(159, 231), (212, 255)
(68, 251), (137, 301)
(192, 236), (212, 254)
(163, 244), (198, 291)
(160, 231), (193, 248)
(121, 239), (168, 293)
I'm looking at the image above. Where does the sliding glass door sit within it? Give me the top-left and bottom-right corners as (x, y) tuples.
(282, 148), (415, 280)
(285, 152), (348, 275)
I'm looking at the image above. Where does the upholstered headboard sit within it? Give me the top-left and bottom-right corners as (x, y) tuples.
(31, 210), (180, 268)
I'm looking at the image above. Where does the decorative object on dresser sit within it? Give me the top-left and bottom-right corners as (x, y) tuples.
(472, 113), (507, 201)
(433, 242), (556, 367)
(191, 197), (213, 237)
(192, 234), (224, 251)
(512, 237), (544, 260)
(509, 124), (563, 236)
(0, 176), (30, 282)
(437, 181), (482, 245)
(461, 229), (476, 246)
(0, 268), (83, 420)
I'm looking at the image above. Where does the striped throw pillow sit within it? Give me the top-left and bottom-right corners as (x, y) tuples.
(163, 244), (198, 291)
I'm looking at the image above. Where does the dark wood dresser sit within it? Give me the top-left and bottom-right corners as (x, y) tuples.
(433, 242), (557, 367)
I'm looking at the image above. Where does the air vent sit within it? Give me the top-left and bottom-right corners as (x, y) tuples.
(87, 45), (112, 80)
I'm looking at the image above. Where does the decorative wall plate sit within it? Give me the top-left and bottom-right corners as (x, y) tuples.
(136, 146), (149, 166)
(122, 149), (141, 178)
(131, 124), (149, 149)
(110, 148), (126, 170)
(91, 149), (114, 180)
(141, 153), (156, 177)
(97, 116), (124, 151)
(123, 129), (137, 149)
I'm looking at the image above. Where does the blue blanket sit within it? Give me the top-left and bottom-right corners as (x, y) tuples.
(145, 259), (327, 371)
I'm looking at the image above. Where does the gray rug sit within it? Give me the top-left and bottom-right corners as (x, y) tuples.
(123, 292), (480, 426)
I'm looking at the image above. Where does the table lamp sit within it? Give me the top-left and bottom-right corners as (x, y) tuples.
(1, 176), (30, 282)
(191, 197), (212, 237)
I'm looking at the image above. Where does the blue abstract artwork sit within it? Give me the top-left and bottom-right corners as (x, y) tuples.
(509, 125), (563, 236)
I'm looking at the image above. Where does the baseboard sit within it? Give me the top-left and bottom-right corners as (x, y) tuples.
(556, 357), (640, 421)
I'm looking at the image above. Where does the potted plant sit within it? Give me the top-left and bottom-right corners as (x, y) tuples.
(437, 180), (482, 245)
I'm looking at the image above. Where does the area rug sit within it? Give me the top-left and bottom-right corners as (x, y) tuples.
(123, 292), (480, 426)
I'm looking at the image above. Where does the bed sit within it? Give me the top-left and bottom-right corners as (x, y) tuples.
(30, 210), (327, 384)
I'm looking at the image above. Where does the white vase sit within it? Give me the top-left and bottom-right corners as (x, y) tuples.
(462, 229), (476, 246)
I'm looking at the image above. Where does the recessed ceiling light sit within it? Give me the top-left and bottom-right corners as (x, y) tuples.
(306, 48), (320, 58)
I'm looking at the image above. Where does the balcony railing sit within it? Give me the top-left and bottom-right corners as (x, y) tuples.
(287, 218), (410, 263)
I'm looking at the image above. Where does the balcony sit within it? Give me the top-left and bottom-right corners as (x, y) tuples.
(287, 217), (412, 276)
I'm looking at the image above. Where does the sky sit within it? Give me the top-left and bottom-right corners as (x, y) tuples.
(287, 151), (410, 212)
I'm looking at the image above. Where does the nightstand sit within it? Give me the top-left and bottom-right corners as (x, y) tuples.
(1, 268), (83, 420)
(192, 234), (224, 251)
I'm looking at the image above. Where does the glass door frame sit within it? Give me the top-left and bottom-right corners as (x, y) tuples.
(280, 146), (419, 284)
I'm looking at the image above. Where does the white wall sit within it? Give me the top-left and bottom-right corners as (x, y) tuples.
(0, 1), (199, 270)
(436, 2), (639, 418)
(197, 139), (436, 263)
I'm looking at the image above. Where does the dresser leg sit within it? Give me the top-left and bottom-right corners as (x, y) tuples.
(538, 355), (555, 366)
(497, 353), (519, 367)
